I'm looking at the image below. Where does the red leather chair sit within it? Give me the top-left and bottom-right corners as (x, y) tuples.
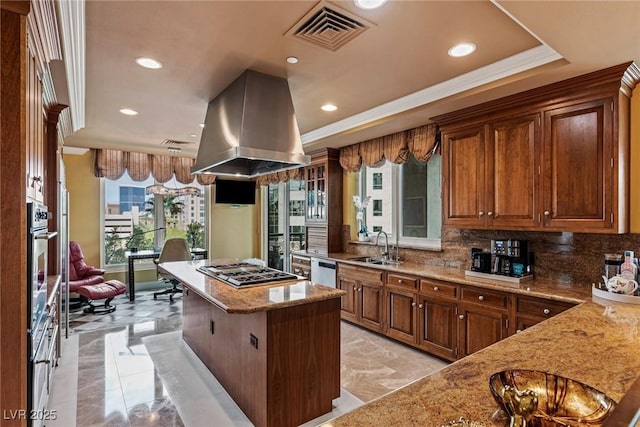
(69, 241), (105, 291)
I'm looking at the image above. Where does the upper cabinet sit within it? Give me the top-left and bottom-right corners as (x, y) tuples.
(304, 148), (343, 254)
(26, 35), (46, 203)
(435, 62), (640, 234)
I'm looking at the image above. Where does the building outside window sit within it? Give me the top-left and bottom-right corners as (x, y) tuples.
(372, 172), (383, 190)
(359, 153), (441, 249)
(102, 172), (206, 267)
(373, 200), (383, 216)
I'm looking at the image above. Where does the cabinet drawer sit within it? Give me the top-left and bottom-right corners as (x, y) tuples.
(460, 286), (508, 310)
(337, 264), (383, 284)
(386, 273), (418, 289)
(420, 279), (457, 299)
(516, 296), (574, 318)
(291, 255), (311, 267)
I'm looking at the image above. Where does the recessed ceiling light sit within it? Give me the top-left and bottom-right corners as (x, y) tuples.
(190, 134), (197, 138)
(119, 108), (138, 116)
(354, 0), (387, 9)
(286, 56), (299, 64)
(135, 57), (163, 69)
(321, 104), (338, 112)
(199, 123), (205, 128)
(448, 43), (476, 57)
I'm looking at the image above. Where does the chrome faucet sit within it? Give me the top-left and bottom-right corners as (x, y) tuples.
(375, 231), (389, 260)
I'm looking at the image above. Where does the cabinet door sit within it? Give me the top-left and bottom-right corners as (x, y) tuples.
(417, 295), (457, 361)
(306, 164), (327, 223)
(487, 115), (540, 229)
(182, 287), (211, 364)
(385, 287), (416, 344)
(457, 303), (508, 358)
(543, 98), (613, 231)
(359, 281), (384, 332)
(442, 126), (486, 228)
(337, 275), (358, 323)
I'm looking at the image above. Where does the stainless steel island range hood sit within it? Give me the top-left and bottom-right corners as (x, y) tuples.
(192, 70), (310, 179)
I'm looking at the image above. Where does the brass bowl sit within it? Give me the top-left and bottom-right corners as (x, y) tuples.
(489, 370), (617, 426)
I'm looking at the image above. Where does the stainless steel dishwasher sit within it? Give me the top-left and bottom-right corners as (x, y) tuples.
(310, 258), (336, 288)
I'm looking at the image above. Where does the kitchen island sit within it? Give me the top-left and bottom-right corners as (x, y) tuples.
(158, 259), (346, 427)
(324, 297), (640, 426)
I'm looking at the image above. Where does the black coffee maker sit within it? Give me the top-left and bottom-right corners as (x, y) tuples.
(471, 248), (492, 273)
(490, 239), (533, 277)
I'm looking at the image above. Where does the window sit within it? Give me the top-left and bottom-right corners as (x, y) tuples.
(373, 200), (383, 216)
(102, 173), (207, 267)
(372, 172), (383, 189)
(359, 153), (441, 248)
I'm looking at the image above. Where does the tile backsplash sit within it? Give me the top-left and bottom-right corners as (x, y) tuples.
(346, 227), (640, 285)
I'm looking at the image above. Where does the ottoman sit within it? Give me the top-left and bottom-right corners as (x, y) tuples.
(76, 280), (127, 314)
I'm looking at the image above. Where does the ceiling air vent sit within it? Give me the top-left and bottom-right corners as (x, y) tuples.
(286, 2), (372, 52)
(161, 139), (194, 145)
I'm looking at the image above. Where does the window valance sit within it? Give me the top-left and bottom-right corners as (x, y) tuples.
(255, 167), (304, 187)
(93, 149), (216, 185)
(339, 123), (439, 172)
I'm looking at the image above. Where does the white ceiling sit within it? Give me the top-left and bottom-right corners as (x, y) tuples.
(65, 0), (640, 158)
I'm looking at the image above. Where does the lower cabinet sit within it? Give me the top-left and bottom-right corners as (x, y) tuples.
(417, 279), (459, 360)
(337, 263), (384, 332)
(458, 286), (510, 358)
(514, 295), (575, 334)
(290, 254), (311, 280)
(336, 264), (577, 362)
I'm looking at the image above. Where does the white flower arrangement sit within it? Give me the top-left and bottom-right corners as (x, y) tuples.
(353, 195), (371, 236)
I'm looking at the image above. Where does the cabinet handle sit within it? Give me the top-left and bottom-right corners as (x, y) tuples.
(411, 302), (416, 307)
(358, 288), (362, 292)
(418, 304), (424, 309)
(544, 210), (551, 216)
(478, 211), (484, 217)
(398, 279), (402, 284)
(459, 314), (465, 320)
(478, 295), (485, 301)
(487, 211), (493, 217)
(543, 308), (551, 315)
(516, 329), (522, 334)
(433, 286), (439, 291)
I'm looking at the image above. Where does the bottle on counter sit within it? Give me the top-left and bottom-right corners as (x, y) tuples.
(620, 250), (637, 281)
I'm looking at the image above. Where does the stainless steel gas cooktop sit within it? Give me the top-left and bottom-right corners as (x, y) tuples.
(197, 262), (300, 288)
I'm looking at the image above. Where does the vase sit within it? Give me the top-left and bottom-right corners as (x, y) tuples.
(358, 233), (369, 242)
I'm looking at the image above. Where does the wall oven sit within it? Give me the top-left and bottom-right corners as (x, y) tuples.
(26, 202), (56, 426)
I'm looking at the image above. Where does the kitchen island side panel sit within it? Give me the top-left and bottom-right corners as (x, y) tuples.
(181, 285), (341, 427)
(266, 297), (341, 427)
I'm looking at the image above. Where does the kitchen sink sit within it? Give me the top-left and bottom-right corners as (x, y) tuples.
(347, 256), (400, 265)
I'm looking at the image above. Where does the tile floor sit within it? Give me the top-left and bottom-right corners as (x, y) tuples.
(50, 288), (449, 426)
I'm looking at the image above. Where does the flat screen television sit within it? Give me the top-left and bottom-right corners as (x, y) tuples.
(215, 179), (256, 205)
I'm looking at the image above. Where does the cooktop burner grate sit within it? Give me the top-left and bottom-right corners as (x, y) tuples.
(197, 264), (300, 288)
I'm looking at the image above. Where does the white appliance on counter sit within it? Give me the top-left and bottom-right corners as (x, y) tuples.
(311, 258), (336, 288)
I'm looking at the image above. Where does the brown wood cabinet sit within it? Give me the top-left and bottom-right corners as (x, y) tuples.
(26, 34), (46, 203)
(182, 285), (341, 427)
(513, 295), (575, 334)
(457, 286), (510, 358)
(290, 254), (311, 280)
(436, 63), (639, 233)
(337, 263), (384, 332)
(305, 148), (343, 254)
(417, 279), (458, 360)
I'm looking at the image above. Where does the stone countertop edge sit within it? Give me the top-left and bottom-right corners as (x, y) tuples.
(295, 251), (590, 304)
(325, 299), (640, 426)
(158, 259), (345, 314)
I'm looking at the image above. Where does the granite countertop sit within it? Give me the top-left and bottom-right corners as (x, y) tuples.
(301, 252), (591, 303)
(326, 297), (640, 426)
(158, 259), (345, 314)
